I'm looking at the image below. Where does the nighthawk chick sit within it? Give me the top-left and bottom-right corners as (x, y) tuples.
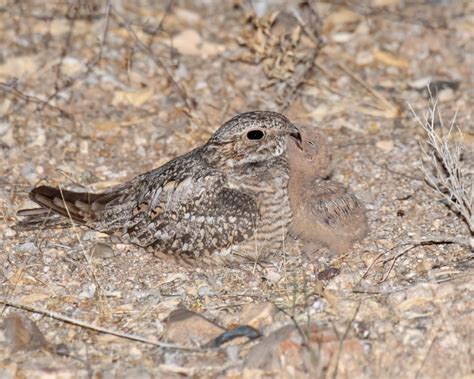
(288, 123), (332, 179)
(18, 111), (303, 264)
(287, 125), (368, 254)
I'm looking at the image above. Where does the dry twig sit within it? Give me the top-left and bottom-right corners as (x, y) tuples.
(40, 0), (112, 112)
(112, 6), (193, 111)
(0, 80), (73, 119)
(279, 4), (325, 110)
(410, 97), (473, 235)
(380, 236), (472, 282)
(0, 297), (198, 351)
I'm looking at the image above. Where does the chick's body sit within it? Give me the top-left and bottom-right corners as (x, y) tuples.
(287, 125), (368, 254)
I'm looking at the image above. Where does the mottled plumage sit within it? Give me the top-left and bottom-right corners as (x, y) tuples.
(18, 111), (303, 264)
(287, 125), (368, 254)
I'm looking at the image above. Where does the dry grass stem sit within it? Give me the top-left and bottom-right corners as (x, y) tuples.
(410, 98), (474, 235)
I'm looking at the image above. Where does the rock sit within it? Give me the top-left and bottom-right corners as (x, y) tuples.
(0, 362), (17, 379)
(164, 308), (225, 346)
(317, 267), (341, 281)
(118, 366), (151, 379)
(0, 121), (11, 136)
(438, 88), (455, 102)
(79, 283), (97, 299)
(2, 313), (49, 352)
(128, 345), (143, 360)
(90, 242), (114, 259)
(356, 51), (374, 66)
(239, 302), (278, 330)
(264, 268), (282, 283)
(197, 285), (213, 297)
(375, 139), (394, 152)
(170, 30), (225, 57)
(15, 242), (38, 254)
(4, 228), (16, 237)
(245, 323), (368, 378)
(20, 162), (38, 181)
(17, 360), (89, 379)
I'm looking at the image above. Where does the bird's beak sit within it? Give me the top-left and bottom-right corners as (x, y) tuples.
(288, 125), (303, 151)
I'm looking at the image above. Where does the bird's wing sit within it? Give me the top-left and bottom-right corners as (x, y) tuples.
(310, 180), (365, 228)
(18, 150), (260, 256)
(116, 171), (259, 255)
(18, 152), (203, 230)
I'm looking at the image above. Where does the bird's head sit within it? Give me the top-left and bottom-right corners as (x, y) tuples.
(287, 124), (332, 179)
(205, 111), (302, 167)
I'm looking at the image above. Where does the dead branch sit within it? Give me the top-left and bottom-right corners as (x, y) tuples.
(112, 6), (193, 111)
(0, 297), (198, 351)
(39, 0), (112, 112)
(145, 0), (175, 49)
(279, 5), (325, 111)
(0, 80), (73, 119)
(53, 2), (80, 88)
(329, 301), (361, 379)
(380, 236), (473, 282)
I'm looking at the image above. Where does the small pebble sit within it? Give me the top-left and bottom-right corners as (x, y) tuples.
(79, 283), (97, 299)
(15, 242), (38, 254)
(90, 243), (114, 259)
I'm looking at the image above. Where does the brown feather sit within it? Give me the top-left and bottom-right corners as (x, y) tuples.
(28, 186), (103, 224)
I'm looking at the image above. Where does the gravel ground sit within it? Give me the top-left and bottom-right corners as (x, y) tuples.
(0, 1), (472, 378)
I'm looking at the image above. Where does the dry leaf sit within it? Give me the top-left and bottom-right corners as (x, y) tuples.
(32, 18), (69, 35)
(324, 9), (361, 32)
(0, 56), (39, 80)
(174, 8), (202, 25)
(372, 0), (402, 7)
(112, 88), (155, 107)
(291, 25), (302, 46)
(171, 29), (225, 56)
(376, 139), (395, 152)
(95, 120), (120, 132)
(19, 293), (51, 304)
(7, 269), (38, 286)
(373, 49), (410, 69)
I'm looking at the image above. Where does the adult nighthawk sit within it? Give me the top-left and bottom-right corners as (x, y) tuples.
(287, 124), (368, 253)
(18, 111), (303, 264)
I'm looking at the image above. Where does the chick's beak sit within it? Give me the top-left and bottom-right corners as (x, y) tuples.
(289, 126), (303, 151)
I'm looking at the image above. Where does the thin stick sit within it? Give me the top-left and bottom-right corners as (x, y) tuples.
(57, 186), (111, 318)
(0, 81), (73, 119)
(0, 297), (198, 351)
(337, 62), (398, 115)
(356, 252), (384, 286)
(40, 0), (112, 111)
(331, 301), (361, 379)
(415, 323), (442, 379)
(380, 244), (416, 282)
(280, 7), (324, 111)
(54, 2), (80, 87)
(112, 6), (192, 110)
(380, 236), (471, 282)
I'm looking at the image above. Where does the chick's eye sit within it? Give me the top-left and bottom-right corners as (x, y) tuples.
(246, 129), (265, 140)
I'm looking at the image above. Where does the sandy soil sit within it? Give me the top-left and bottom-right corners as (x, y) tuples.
(0, 1), (472, 378)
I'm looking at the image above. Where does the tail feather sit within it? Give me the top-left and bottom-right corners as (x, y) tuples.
(30, 186), (92, 223)
(15, 208), (74, 230)
(17, 185), (108, 229)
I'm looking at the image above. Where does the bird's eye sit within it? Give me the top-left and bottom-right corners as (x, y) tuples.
(246, 129), (265, 140)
